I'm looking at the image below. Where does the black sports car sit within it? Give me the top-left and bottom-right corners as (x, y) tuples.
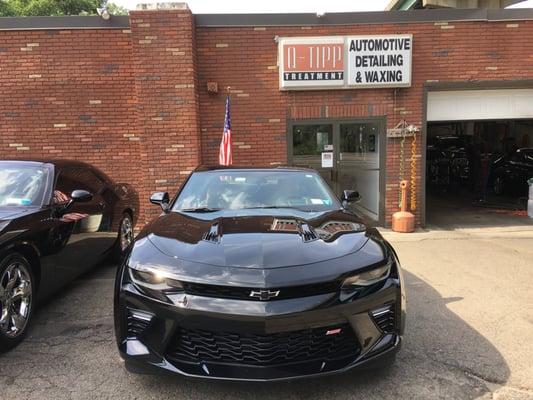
(0, 160), (138, 351)
(491, 148), (533, 196)
(114, 166), (405, 381)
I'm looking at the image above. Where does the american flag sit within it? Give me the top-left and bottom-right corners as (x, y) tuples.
(218, 95), (232, 166)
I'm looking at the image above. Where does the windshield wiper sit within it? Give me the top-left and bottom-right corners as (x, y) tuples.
(179, 207), (222, 213)
(242, 206), (294, 210)
(242, 206), (330, 212)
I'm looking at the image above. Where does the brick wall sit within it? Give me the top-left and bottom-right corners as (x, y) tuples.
(0, 27), (141, 197)
(129, 8), (202, 224)
(1, 9), (533, 227)
(195, 20), (533, 226)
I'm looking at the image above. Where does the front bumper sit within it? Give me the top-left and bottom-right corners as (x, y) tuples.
(114, 264), (405, 381)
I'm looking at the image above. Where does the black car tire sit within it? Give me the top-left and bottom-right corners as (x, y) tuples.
(113, 213), (134, 262)
(0, 252), (35, 353)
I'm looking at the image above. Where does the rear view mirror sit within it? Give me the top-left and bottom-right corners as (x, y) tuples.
(71, 190), (93, 203)
(341, 190), (361, 206)
(150, 192), (170, 212)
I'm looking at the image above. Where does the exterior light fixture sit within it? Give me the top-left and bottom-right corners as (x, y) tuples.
(97, 7), (111, 20)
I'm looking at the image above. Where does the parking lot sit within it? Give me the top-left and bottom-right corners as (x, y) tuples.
(1, 228), (532, 400)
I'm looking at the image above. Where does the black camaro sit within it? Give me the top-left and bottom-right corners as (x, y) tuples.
(0, 160), (138, 351)
(114, 166), (405, 381)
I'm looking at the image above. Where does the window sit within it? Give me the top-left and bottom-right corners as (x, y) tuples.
(0, 163), (49, 207)
(173, 170), (339, 212)
(293, 125), (333, 156)
(54, 168), (103, 204)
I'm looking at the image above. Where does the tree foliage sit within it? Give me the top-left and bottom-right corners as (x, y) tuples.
(0, 0), (128, 16)
(106, 2), (127, 15)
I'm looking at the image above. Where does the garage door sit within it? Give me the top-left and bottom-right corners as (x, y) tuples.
(427, 89), (533, 121)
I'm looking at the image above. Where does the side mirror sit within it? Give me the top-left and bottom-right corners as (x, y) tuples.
(150, 192), (170, 212)
(341, 190), (361, 207)
(71, 190), (93, 203)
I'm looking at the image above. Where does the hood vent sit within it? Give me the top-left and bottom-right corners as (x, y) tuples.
(202, 222), (221, 243)
(298, 222), (318, 243)
(270, 218), (299, 232)
(271, 218), (318, 242)
(315, 221), (365, 240)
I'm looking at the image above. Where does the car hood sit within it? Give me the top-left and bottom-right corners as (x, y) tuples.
(0, 207), (37, 223)
(141, 209), (373, 269)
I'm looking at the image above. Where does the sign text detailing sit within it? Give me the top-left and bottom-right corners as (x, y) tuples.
(347, 35), (412, 88)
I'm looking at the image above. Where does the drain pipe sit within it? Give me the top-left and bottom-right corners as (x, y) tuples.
(392, 180), (415, 233)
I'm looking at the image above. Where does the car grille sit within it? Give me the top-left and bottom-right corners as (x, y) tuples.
(167, 324), (360, 366)
(126, 308), (153, 339)
(181, 280), (340, 301)
(371, 303), (396, 333)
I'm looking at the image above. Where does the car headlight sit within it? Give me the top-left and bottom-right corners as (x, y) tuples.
(341, 259), (392, 289)
(128, 265), (184, 293)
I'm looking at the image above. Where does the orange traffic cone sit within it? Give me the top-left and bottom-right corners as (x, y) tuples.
(392, 180), (415, 233)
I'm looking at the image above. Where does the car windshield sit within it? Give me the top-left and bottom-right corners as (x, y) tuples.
(0, 163), (49, 207)
(173, 170), (339, 212)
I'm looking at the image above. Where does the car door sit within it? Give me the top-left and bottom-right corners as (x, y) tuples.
(49, 167), (111, 281)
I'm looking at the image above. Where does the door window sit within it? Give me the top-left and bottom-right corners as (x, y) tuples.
(289, 120), (382, 223)
(293, 125), (333, 155)
(54, 168), (103, 204)
(340, 123), (379, 165)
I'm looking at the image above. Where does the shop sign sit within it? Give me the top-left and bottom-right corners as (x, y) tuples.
(346, 35), (412, 88)
(280, 37), (345, 89)
(278, 35), (412, 90)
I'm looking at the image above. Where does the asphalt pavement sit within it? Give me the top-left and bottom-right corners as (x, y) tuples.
(1, 228), (532, 400)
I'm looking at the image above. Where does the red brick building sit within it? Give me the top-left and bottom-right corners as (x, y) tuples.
(1, 4), (533, 227)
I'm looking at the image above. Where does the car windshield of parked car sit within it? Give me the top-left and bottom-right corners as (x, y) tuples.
(173, 170), (339, 212)
(0, 163), (49, 207)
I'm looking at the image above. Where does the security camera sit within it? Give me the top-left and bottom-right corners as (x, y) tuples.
(97, 7), (111, 20)
(316, 11), (326, 18)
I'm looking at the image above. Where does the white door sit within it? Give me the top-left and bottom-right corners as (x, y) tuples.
(427, 89), (533, 122)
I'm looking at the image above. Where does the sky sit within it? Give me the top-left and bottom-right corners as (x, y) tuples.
(112, 0), (533, 13)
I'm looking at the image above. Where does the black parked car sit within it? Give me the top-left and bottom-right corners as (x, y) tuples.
(115, 166), (405, 381)
(0, 160), (138, 351)
(491, 148), (533, 196)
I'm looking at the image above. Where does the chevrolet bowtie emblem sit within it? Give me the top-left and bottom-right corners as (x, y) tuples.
(249, 289), (280, 301)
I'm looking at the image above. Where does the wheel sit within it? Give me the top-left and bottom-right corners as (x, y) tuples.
(0, 252), (35, 352)
(113, 213), (134, 262)
(493, 175), (504, 195)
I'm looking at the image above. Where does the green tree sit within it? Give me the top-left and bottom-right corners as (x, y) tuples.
(0, 0), (128, 16)
(106, 2), (127, 15)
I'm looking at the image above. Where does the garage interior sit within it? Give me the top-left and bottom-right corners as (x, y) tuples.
(425, 89), (533, 229)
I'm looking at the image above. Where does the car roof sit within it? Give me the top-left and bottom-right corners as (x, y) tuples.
(0, 159), (96, 169)
(193, 165), (316, 173)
